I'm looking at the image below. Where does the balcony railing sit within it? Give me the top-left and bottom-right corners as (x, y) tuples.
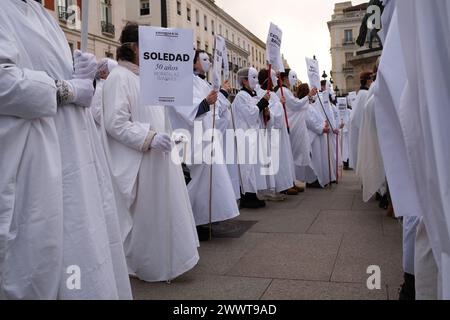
(101, 21), (115, 37)
(58, 6), (75, 22)
(342, 38), (355, 46)
(342, 64), (354, 73)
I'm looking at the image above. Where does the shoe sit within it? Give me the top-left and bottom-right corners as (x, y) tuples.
(240, 193), (265, 209)
(293, 182), (305, 193)
(306, 181), (323, 189)
(196, 225), (211, 242)
(399, 273), (415, 300)
(281, 188), (299, 196)
(261, 192), (286, 202)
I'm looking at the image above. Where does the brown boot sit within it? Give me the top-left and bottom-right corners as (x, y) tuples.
(281, 187), (299, 196)
(387, 203), (395, 218)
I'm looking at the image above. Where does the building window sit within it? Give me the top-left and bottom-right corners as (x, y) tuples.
(219, 24), (222, 36)
(226, 29), (228, 39)
(187, 4), (191, 22)
(105, 51), (114, 58)
(196, 10), (200, 27)
(204, 15), (208, 31)
(101, 0), (115, 37)
(211, 20), (215, 35)
(232, 34), (234, 43)
(196, 40), (201, 50)
(344, 29), (353, 43)
(205, 43), (209, 53)
(177, 0), (182, 15)
(140, 0), (150, 16)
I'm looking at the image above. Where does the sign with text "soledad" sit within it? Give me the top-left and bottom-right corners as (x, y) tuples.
(139, 26), (194, 107)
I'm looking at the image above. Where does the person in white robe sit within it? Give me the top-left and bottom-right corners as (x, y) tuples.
(90, 58), (118, 133)
(320, 81), (340, 183)
(255, 69), (295, 200)
(304, 92), (331, 188)
(102, 23), (199, 282)
(395, 0), (450, 299)
(0, 0), (132, 300)
(231, 67), (272, 208)
(375, 1), (426, 299)
(169, 50), (239, 233)
(349, 71), (373, 170)
(276, 70), (317, 189)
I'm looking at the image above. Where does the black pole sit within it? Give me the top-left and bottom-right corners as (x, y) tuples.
(161, 0), (168, 28)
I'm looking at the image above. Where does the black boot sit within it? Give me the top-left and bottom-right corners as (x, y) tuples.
(196, 225), (211, 242)
(399, 273), (416, 300)
(240, 193), (265, 209)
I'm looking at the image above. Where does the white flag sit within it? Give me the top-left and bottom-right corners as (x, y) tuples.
(305, 57), (321, 90)
(266, 23), (284, 72)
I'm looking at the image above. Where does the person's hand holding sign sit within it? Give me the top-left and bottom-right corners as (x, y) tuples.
(206, 90), (218, 105)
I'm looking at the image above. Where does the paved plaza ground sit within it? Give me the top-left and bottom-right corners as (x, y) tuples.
(131, 171), (404, 300)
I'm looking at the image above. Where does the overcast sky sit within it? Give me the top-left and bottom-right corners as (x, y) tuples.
(214, 0), (367, 81)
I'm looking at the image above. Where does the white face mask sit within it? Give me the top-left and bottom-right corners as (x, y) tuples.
(289, 70), (298, 87)
(199, 52), (211, 74)
(271, 70), (278, 87)
(248, 67), (259, 90)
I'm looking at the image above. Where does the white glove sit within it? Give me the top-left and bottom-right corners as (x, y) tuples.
(65, 79), (95, 107)
(73, 50), (97, 80)
(150, 133), (172, 153)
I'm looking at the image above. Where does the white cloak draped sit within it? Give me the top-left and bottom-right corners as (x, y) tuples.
(103, 64), (199, 282)
(304, 99), (330, 187)
(169, 75), (239, 225)
(0, 1), (132, 300)
(356, 92), (386, 202)
(256, 87), (295, 192)
(349, 88), (370, 169)
(230, 89), (268, 194)
(396, 0), (450, 299)
(276, 87), (311, 182)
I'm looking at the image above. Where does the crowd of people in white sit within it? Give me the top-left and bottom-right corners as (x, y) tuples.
(0, 0), (449, 300)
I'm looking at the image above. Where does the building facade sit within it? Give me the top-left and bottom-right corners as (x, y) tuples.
(42, 0), (127, 59)
(327, 1), (380, 95)
(42, 0), (269, 92)
(126, 0), (268, 92)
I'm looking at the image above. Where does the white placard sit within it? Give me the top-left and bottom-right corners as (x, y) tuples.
(266, 23), (284, 72)
(347, 91), (357, 108)
(222, 42), (230, 81)
(139, 26), (194, 107)
(337, 97), (348, 110)
(212, 36), (226, 91)
(305, 57), (321, 90)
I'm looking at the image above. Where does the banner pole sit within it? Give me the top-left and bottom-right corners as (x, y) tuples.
(277, 76), (290, 134)
(80, 0), (89, 52)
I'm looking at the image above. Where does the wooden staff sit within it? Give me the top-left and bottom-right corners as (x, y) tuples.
(164, 107), (173, 284)
(277, 76), (290, 134)
(336, 131), (339, 184)
(209, 103), (217, 241)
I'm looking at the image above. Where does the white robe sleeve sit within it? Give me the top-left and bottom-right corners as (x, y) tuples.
(103, 73), (154, 152)
(284, 89), (309, 112)
(232, 92), (261, 129)
(0, 25), (57, 119)
(90, 81), (104, 126)
(306, 108), (324, 135)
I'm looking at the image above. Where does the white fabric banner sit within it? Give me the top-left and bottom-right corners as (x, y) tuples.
(212, 36), (226, 90)
(266, 23), (284, 72)
(305, 57), (321, 90)
(139, 26), (194, 107)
